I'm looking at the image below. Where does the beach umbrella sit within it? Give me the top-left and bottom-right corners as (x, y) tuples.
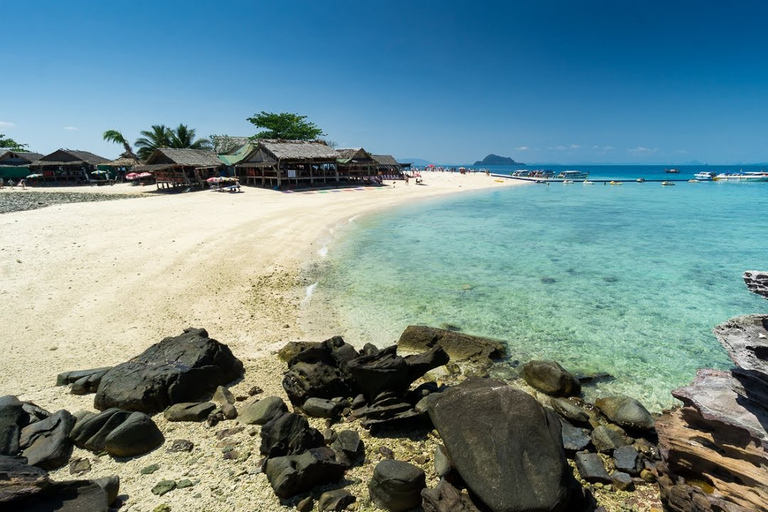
(138, 172), (152, 178)
(91, 170), (109, 175)
(206, 177), (221, 183)
(26, 173), (43, 178)
(125, 172), (139, 180)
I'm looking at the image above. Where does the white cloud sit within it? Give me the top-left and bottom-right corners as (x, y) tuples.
(569, 144), (580, 149)
(0, 121), (15, 129)
(514, 146), (529, 151)
(628, 146), (658, 155)
(63, 126), (79, 131)
(592, 145), (614, 152)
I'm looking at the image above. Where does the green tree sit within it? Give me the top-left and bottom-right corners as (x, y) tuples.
(247, 111), (325, 140)
(0, 134), (28, 151)
(134, 124), (211, 160)
(102, 129), (138, 158)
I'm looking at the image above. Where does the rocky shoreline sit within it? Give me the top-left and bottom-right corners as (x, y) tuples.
(0, 190), (147, 214)
(2, 273), (767, 511)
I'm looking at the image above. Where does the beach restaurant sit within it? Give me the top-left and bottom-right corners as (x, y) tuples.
(0, 150), (44, 181)
(235, 139), (340, 189)
(28, 149), (110, 185)
(133, 148), (224, 190)
(371, 154), (405, 180)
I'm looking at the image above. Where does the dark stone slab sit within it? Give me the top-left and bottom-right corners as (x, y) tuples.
(590, 425), (629, 454)
(397, 325), (506, 363)
(163, 402), (216, 422)
(264, 447), (346, 499)
(0, 396), (28, 456)
(574, 452), (611, 484)
(613, 445), (642, 476)
(318, 488), (356, 511)
(259, 412), (324, 458)
(595, 395), (654, 431)
(20, 410), (75, 470)
(521, 360), (581, 397)
(560, 420), (591, 453)
(369, 460), (426, 512)
(239, 396), (288, 426)
(94, 328), (243, 413)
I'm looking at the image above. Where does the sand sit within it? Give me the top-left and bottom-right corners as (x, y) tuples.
(0, 173), (524, 511)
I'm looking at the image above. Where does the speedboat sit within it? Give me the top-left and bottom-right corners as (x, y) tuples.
(556, 170), (589, 180)
(714, 171), (768, 182)
(636, 178), (645, 183)
(694, 171), (716, 181)
(662, 181), (675, 186)
(688, 179), (700, 183)
(563, 179), (574, 184)
(609, 180), (622, 185)
(583, 180), (594, 185)
(665, 168), (680, 174)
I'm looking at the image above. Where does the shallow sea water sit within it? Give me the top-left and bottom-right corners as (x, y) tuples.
(303, 166), (768, 410)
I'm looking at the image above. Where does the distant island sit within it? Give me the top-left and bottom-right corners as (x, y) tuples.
(473, 154), (524, 166)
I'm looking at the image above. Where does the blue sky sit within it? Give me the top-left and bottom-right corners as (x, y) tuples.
(3, 1), (768, 164)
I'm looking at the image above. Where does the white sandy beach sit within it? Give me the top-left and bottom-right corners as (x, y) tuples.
(0, 173), (526, 511)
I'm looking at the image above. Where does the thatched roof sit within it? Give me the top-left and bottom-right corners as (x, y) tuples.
(139, 148), (224, 168)
(371, 154), (400, 167)
(105, 156), (141, 168)
(336, 148), (376, 161)
(0, 151), (45, 165)
(258, 139), (339, 160)
(30, 149), (110, 167)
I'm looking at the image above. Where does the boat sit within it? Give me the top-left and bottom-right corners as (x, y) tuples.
(688, 179), (699, 183)
(556, 170), (589, 180)
(636, 178), (645, 183)
(662, 181), (675, 186)
(511, 170), (530, 177)
(694, 171), (717, 181)
(583, 180), (594, 185)
(609, 181), (622, 185)
(665, 168), (680, 174)
(563, 179), (574, 184)
(713, 171), (768, 182)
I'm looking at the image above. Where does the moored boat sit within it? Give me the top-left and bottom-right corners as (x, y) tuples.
(662, 181), (675, 186)
(665, 168), (680, 174)
(556, 170), (589, 180)
(694, 171), (716, 181)
(713, 171), (768, 182)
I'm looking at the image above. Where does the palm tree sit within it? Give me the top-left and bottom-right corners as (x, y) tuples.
(134, 125), (173, 160)
(102, 130), (138, 159)
(169, 124), (211, 151)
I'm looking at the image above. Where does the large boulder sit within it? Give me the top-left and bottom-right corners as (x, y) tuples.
(281, 338), (356, 407)
(70, 408), (164, 457)
(239, 396), (288, 426)
(369, 460), (426, 512)
(594, 395), (654, 431)
(428, 378), (575, 512)
(259, 412), (324, 458)
(19, 410), (75, 470)
(264, 447), (346, 499)
(0, 396), (29, 456)
(94, 328), (243, 413)
(521, 360), (581, 397)
(397, 325), (506, 364)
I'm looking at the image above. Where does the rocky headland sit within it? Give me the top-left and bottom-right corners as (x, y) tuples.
(472, 154), (523, 166)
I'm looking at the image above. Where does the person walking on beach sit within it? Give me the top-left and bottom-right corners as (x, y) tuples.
(8, 179), (15, 188)
(18, 179), (26, 189)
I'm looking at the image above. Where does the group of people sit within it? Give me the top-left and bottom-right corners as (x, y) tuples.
(0, 178), (26, 189)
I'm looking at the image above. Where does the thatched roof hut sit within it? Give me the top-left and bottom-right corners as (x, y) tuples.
(0, 151), (45, 181)
(135, 148), (224, 190)
(371, 154), (404, 179)
(336, 147), (378, 181)
(236, 140), (340, 189)
(28, 149), (110, 185)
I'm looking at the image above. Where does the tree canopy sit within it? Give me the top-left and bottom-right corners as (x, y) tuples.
(133, 124), (211, 160)
(0, 134), (28, 152)
(247, 112), (325, 141)
(103, 130), (137, 159)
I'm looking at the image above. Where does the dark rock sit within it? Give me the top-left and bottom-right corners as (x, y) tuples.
(744, 270), (768, 300)
(0, 395), (28, 456)
(574, 451), (611, 484)
(421, 478), (483, 512)
(140, 463), (160, 474)
(330, 430), (363, 467)
(595, 395), (654, 431)
(221, 403), (238, 420)
(216, 427), (244, 440)
(19, 409), (75, 470)
(369, 459), (426, 512)
(397, 325), (506, 364)
(560, 420), (591, 453)
(103, 411), (164, 457)
(71, 408), (163, 457)
(281, 337), (358, 407)
(296, 496), (314, 512)
(211, 386), (235, 405)
(93, 475), (120, 505)
(318, 489), (356, 511)
(428, 378), (573, 512)
(248, 385), (263, 396)
(433, 445), (452, 478)
(259, 412), (324, 458)
(21, 404), (49, 425)
(403, 346), (450, 384)
(302, 397), (342, 418)
(346, 352), (410, 401)
(610, 471), (634, 491)
(94, 328), (244, 413)
(0, 455), (49, 503)
(30, 480), (110, 511)
(613, 445), (642, 476)
(550, 397), (590, 424)
(590, 425), (628, 453)
(177, 479), (194, 489)
(69, 457), (91, 475)
(239, 396), (288, 426)
(56, 367), (112, 395)
(521, 360), (581, 397)
(378, 446), (394, 459)
(151, 480), (177, 496)
(263, 447), (346, 499)
(167, 439), (194, 453)
(163, 402), (216, 422)
(350, 394), (366, 410)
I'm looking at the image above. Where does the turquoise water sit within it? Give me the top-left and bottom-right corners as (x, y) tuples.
(305, 165), (768, 410)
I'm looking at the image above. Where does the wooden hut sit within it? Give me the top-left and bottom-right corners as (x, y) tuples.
(0, 151), (44, 181)
(134, 148), (224, 190)
(29, 149), (110, 185)
(371, 154), (404, 180)
(236, 140), (339, 189)
(336, 148), (378, 183)
(103, 153), (141, 183)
